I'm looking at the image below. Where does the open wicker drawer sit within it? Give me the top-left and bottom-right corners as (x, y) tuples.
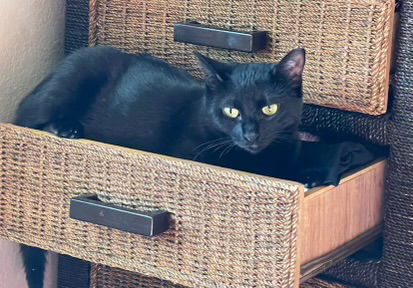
(0, 124), (385, 287)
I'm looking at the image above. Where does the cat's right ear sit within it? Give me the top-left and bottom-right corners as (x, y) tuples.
(195, 53), (233, 88)
(273, 48), (306, 85)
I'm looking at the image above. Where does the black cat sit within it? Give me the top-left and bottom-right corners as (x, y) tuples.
(15, 46), (306, 288)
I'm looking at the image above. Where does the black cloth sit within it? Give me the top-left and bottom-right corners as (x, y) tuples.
(295, 141), (379, 187)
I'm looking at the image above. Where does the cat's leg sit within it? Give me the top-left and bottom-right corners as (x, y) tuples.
(15, 70), (92, 133)
(14, 46), (123, 136)
(42, 119), (83, 139)
(14, 69), (96, 138)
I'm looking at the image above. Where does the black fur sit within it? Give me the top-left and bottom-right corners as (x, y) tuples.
(15, 46), (306, 288)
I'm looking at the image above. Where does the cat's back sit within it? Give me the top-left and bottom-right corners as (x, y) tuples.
(62, 46), (137, 76)
(116, 52), (202, 99)
(82, 49), (205, 153)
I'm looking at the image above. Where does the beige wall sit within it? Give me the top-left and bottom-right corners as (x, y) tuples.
(0, 0), (66, 287)
(0, 0), (65, 121)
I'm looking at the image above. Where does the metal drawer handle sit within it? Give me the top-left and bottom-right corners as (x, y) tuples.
(70, 194), (170, 236)
(174, 22), (268, 53)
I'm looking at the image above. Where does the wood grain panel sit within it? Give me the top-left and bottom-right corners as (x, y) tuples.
(300, 160), (386, 265)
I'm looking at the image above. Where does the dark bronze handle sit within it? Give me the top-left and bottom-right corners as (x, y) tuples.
(174, 22), (268, 52)
(70, 195), (170, 236)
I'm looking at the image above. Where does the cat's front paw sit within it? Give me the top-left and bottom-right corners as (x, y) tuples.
(42, 121), (83, 139)
(304, 180), (320, 189)
(300, 173), (325, 189)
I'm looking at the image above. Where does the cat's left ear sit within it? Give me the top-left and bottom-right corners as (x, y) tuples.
(273, 48), (306, 85)
(195, 53), (234, 88)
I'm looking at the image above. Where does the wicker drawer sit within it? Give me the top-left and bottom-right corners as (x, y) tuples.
(89, 0), (396, 115)
(0, 124), (385, 287)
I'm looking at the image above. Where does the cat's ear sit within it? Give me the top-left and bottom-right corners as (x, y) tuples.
(195, 53), (233, 88)
(273, 48), (306, 84)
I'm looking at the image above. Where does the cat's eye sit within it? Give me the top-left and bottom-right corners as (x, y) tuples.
(262, 104), (279, 116)
(223, 107), (240, 118)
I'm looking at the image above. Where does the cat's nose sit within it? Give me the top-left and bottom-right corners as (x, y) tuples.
(243, 132), (258, 143)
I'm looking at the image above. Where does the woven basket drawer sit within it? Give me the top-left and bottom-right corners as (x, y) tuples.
(0, 124), (385, 287)
(89, 0), (396, 115)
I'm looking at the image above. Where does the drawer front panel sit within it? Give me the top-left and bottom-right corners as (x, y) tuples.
(90, 0), (395, 115)
(0, 124), (302, 288)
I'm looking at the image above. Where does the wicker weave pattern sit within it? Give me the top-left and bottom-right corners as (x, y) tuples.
(0, 124), (302, 288)
(89, 0), (394, 115)
(91, 264), (349, 288)
(322, 257), (381, 287)
(300, 278), (349, 288)
(302, 105), (390, 145)
(65, 0), (90, 55)
(91, 265), (187, 288)
(380, 0), (413, 287)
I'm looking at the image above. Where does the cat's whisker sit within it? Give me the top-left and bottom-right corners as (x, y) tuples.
(193, 143), (222, 160)
(192, 139), (232, 161)
(219, 144), (235, 159)
(192, 137), (230, 152)
(212, 140), (232, 152)
(202, 140), (231, 153)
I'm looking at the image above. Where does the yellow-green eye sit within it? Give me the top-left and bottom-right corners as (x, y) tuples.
(262, 104), (279, 116)
(223, 107), (240, 118)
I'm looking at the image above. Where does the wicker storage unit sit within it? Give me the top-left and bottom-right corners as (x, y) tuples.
(88, 0), (396, 115)
(62, 0), (413, 287)
(0, 124), (385, 287)
(1, 0), (408, 286)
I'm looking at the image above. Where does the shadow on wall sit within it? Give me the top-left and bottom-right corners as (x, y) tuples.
(0, 240), (58, 288)
(0, 0), (65, 287)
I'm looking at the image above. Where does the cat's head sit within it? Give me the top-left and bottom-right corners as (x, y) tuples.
(196, 48), (306, 154)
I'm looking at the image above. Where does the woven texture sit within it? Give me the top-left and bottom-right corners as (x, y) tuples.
(91, 264), (350, 288)
(89, 0), (394, 115)
(300, 278), (349, 288)
(301, 105), (390, 145)
(379, 0), (413, 287)
(0, 124), (302, 288)
(91, 265), (187, 288)
(65, 0), (89, 55)
(322, 257), (381, 287)
(58, 255), (91, 288)
(318, 1), (413, 286)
